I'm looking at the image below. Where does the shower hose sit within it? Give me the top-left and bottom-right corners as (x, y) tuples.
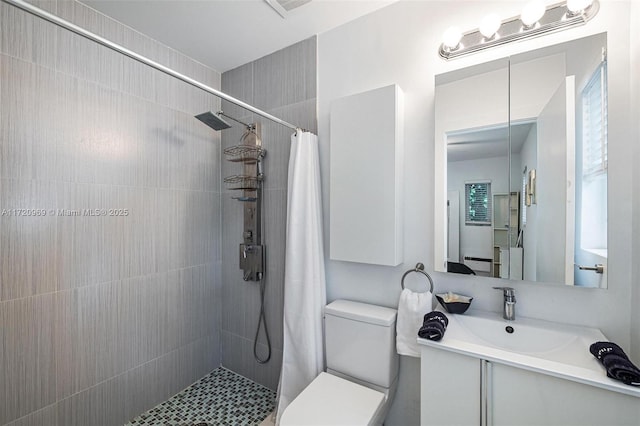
(253, 274), (271, 364)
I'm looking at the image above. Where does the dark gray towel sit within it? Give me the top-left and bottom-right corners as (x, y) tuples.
(417, 311), (449, 341)
(590, 341), (640, 386)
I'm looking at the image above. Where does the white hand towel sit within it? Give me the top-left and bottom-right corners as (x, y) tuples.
(396, 288), (433, 357)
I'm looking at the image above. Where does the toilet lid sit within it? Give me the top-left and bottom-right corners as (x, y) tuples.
(280, 372), (385, 426)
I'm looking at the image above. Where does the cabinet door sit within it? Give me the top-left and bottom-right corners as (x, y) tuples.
(492, 363), (640, 425)
(421, 346), (480, 426)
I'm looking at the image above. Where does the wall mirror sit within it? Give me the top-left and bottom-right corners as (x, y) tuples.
(434, 33), (608, 288)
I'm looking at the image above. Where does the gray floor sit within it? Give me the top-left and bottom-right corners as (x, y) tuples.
(125, 367), (276, 426)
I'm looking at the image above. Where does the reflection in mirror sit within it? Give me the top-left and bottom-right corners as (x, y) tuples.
(435, 33), (608, 288)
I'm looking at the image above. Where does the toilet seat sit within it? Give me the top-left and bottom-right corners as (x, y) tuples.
(280, 372), (385, 426)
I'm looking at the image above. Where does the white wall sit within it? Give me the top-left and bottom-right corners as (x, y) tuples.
(318, 1), (635, 424)
(448, 156), (509, 261)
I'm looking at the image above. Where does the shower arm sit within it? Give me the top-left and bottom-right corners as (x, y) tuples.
(1, 0), (301, 132)
(218, 111), (254, 130)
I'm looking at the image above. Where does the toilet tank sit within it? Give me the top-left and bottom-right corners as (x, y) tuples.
(325, 300), (399, 389)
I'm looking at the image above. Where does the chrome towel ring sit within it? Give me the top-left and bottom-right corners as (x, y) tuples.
(401, 262), (434, 294)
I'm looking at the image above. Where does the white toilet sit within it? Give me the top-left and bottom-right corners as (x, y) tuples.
(280, 299), (399, 426)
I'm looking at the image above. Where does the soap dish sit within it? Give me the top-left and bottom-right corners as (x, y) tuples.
(436, 292), (473, 314)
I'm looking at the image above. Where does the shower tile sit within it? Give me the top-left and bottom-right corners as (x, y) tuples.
(258, 114), (292, 192)
(0, 56), (59, 182)
(156, 347), (181, 401)
(303, 36), (317, 100)
(141, 103), (162, 189)
(153, 71), (180, 111)
(55, 26), (124, 93)
(121, 51), (156, 101)
(94, 281), (122, 384)
(63, 281), (125, 393)
(222, 332), (281, 391)
(118, 185), (146, 279)
(125, 367), (275, 426)
(0, 179), (58, 301)
(56, 373), (127, 426)
(193, 122), (221, 193)
(2, 293), (57, 423)
(72, 284), (100, 391)
(4, 403), (58, 426)
(154, 188), (175, 272)
(0, 3), (56, 68)
(53, 70), (80, 183)
(271, 97), (318, 133)
(253, 38), (312, 111)
(120, 26), (157, 99)
(55, 182), (82, 291)
(119, 276), (154, 372)
(206, 262), (223, 338)
(24, 0), (57, 13)
(0, 55), (35, 180)
(221, 62), (254, 120)
(221, 331), (244, 377)
(210, 193), (222, 263)
(261, 189), (287, 350)
(141, 188), (158, 274)
(164, 269), (185, 352)
(0, 300), (5, 426)
(222, 274), (249, 339)
(57, 0), (124, 45)
(252, 346), (283, 391)
(204, 66), (222, 93)
(124, 359), (161, 423)
(260, 99), (317, 191)
(54, 289), (75, 400)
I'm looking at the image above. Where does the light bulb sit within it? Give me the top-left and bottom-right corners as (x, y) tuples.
(479, 13), (501, 39)
(567, 0), (593, 13)
(442, 26), (463, 50)
(521, 0), (546, 28)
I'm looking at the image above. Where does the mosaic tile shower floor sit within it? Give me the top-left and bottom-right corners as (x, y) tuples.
(126, 367), (276, 426)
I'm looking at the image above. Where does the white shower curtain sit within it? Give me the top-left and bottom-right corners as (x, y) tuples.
(275, 130), (326, 424)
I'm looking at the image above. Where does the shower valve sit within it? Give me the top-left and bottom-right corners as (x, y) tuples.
(239, 244), (265, 282)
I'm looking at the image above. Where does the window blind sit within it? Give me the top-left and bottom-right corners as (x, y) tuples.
(465, 182), (491, 225)
(582, 61), (608, 179)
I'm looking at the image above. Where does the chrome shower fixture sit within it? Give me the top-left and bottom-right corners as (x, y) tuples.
(195, 110), (254, 131)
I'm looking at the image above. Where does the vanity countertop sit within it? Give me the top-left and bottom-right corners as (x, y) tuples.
(417, 309), (640, 398)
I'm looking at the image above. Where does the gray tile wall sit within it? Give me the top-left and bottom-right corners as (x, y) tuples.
(220, 37), (317, 390)
(0, 1), (222, 424)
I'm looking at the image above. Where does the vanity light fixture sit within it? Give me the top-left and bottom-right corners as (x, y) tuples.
(442, 26), (464, 52)
(479, 14), (501, 40)
(438, 0), (599, 60)
(520, 0), (546, 29)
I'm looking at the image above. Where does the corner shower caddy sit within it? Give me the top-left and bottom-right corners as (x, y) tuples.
(224, 123), (266, 282)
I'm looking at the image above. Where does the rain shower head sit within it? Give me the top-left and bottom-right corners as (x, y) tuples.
(195, 111), (232, 131)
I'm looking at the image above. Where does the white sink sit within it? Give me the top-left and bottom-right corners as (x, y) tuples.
(417, 310), (640, 398)
(451, 312), (603, 368)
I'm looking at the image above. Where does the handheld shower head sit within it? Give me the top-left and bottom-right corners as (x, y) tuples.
(195, 111), (232, 131)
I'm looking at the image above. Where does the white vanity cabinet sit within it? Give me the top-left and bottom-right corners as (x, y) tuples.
(420, 345), (640, 426)
(420, 346), (480, 426)
(491, 363), (640, 425)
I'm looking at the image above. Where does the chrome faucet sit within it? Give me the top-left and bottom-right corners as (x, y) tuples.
(493, 287), (516, 320)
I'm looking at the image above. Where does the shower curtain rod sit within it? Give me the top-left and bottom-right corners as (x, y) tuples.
(1, 0), (300, 132)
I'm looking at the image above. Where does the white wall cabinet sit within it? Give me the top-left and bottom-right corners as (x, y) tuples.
(329, 84), (404, 266)
(420, 345), (640, 426)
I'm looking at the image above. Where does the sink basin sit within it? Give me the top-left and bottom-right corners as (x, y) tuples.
(417, 310), (640, 398)
(455, 314), (576, 353)
(441, 311), (606, 369)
